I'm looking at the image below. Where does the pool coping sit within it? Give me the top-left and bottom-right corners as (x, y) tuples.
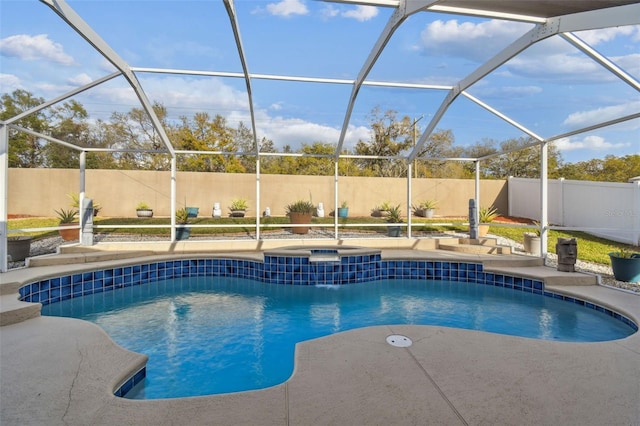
(1, 249), (639, 425)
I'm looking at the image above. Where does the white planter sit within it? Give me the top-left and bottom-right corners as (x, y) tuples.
(523, 232), (541, 254)
(136, 209), (153, 218)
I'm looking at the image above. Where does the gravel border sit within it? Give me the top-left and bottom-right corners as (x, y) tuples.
(7, 232), (639, 294)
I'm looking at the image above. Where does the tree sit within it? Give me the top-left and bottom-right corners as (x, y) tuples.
(0, 90), (49, 167)
(353, 107), (460, 178)
(233, 122), (258, 172)
(354, 107), (413, 177)
(82, 119), (123, 169)
(414, 129), (458, 178)
(44, 100), (90, 168)
(556, 154), (640, 182)
(462, 137), (563, 179)
(173, 113), (245, 172)
(106, 102), (172, 170)
(295, 142), (335, 175)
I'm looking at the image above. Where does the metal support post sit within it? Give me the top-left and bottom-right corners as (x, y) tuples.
(0, 125), (8, 272)
(171, 157), (176, 241)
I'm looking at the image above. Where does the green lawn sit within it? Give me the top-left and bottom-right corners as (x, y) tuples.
(8, 216), (637, 266)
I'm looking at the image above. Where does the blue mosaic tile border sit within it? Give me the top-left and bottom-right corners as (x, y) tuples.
(18, 255), (639, 396)
(114, 367), (146, 397)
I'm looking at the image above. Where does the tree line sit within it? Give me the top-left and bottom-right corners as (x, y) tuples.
(1, 90), (637, 182)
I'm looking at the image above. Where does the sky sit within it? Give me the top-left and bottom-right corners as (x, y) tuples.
(0, 0), (639, 164)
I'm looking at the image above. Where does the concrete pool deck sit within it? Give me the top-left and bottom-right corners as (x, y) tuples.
(1, 246), (639, 425)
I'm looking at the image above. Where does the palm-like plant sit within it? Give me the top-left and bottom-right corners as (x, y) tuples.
(175, 207), (190, 224)
(55, 208), (78, 224)
(478, 206), (498, 223)
(229, 198), (249, 211)
(386, 205), (402, 223)
(285, 200), (316, 215)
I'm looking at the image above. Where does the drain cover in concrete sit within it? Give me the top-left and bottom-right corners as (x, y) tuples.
(386, 334), (412, 347)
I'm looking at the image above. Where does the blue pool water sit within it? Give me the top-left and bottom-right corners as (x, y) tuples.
(42, 276), (635, 399)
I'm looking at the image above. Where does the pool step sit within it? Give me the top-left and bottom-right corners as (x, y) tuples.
(438, 238), (513, 255)
(0, 294), (41, 326)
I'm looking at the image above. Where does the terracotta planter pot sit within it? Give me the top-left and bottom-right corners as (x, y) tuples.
(59, 223), (79, 241)
(289, 212), (312, 234)
(478, 224), (490, 237)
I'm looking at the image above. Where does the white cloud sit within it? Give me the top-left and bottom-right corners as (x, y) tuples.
(320, 5), (340, 19)
(71, 74), (367, 151)
(342, 6), (378, 22)
(563, 101), (640, 127)
(321, 4), (378, 22)
(612, 53), (640, 77)
(139, 76), (249, 114)
(508, 52), (603, 81)
(508, 49), (640, 83)
(0, 73), (22, 91)
(266, 0), (308, 17)
(554, 135), (630, 152)
(419, 20), (639, 83)
(68, 73), (94, 87)
(0, 34), (74, 65)
(257, 115), (368, 150)
(577, 25), (638, 45)
(420, 19), (531, 62)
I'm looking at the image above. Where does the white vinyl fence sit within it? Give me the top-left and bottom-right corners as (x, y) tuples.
(508, 177), (640, 246)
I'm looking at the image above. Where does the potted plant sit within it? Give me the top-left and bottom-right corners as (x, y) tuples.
(609, 248), (640, 283)
(337, 201), (349, 218)
(175, 207), (191, 240)
(386, 204), (403, 237)
(372, 201), (392, 218)
(136, 202), (153, 218)
(285, 200), (316, 235)
(229, 198), (248, 217)
(415, 199), (437, 218)
(69, 192), (101, 217)
(7, 236), (32, 262)
(186, 206), (199, 218)
(55, 208), (79, 241)
(477, 205), (498, 237)
(523, 221), (541, 254)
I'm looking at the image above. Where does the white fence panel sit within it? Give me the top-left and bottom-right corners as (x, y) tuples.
(508, 178), (540, 219)
(508, 178), (640, 246)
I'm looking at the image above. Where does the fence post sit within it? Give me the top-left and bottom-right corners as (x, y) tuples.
(558, 177), (565, 226)
(633, 181), (640, 246)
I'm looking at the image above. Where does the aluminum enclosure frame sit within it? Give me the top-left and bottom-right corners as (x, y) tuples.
(1, 0), (639, 272)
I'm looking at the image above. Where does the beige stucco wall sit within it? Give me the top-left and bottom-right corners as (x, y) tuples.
(8, 168), (507, 218)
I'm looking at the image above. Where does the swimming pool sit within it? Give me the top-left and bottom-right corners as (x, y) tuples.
(41, 274), (635, 399)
